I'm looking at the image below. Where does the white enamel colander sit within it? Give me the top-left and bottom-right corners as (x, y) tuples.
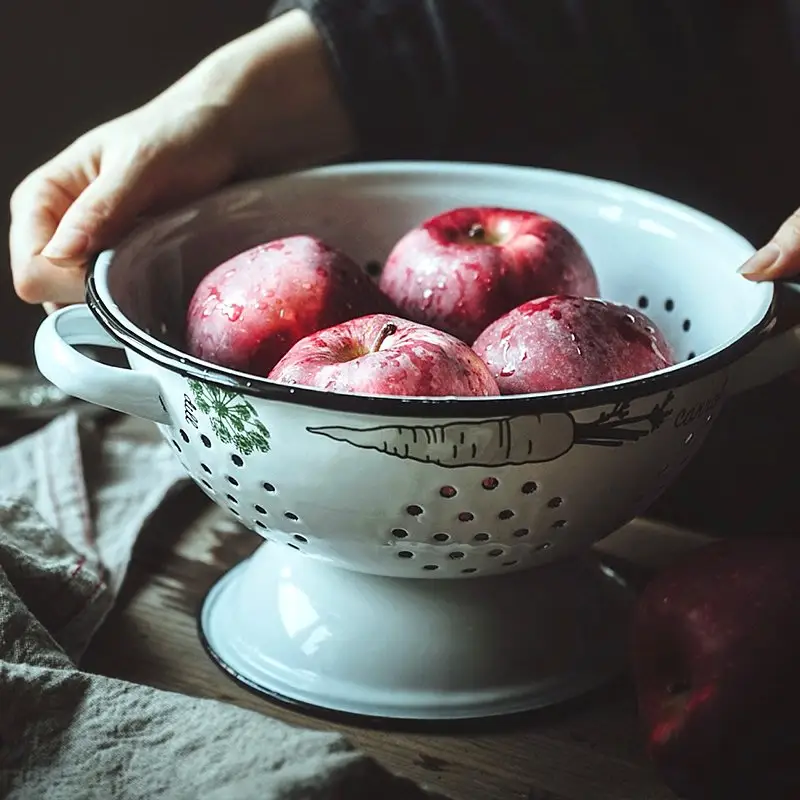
(33, 162), (800, 722)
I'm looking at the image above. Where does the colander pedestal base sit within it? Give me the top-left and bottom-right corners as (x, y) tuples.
(199, 541), (633, 723)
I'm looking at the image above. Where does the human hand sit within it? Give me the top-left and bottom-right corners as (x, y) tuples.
(8, 9), (354, 310)
(739, 207), (800, 283)
(9, 100), (237, 310)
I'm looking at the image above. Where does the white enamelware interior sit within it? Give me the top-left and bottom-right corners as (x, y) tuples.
(94, 161), (771, 399)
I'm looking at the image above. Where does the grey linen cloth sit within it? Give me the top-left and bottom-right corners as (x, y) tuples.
(0, 412), (437, 799)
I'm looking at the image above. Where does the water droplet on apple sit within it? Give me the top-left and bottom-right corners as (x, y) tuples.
(422, 289), (433, 299)
(224, 304), (243, 322)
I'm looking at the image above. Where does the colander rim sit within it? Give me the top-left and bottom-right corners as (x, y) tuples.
(85, 161), (776, 418)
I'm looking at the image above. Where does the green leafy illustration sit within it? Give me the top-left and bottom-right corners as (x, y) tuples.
(188, 380), (271, 456)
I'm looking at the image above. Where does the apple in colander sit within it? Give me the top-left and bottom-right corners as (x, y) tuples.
(268, 314), (500, 397)
(472, 295), (677, 394)
(186, 235), (396, 376)
(377, 206), (600, 344)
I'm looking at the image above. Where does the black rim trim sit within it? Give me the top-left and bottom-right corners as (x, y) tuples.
(86, 266), (776, 420)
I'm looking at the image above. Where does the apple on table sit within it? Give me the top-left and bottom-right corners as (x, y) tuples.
(632, 535), (800, 800)
(378, 206), (600, 344)
(268, 313), (500, 397)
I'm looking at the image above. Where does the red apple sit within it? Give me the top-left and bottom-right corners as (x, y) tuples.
(268, 314), (500, 397)
(472, 295), (675, 394)
(378, 206), (599, 343)
(186, 235), (395, 376)
(632, 536), (800, 800)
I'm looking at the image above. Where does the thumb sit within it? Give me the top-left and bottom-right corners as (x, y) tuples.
(739, 206), (800, 282)
(40, 160), (155, 264)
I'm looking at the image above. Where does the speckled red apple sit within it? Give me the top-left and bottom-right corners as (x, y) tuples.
(378, 207), (599, 343)
(268, 314), (500, 397)
(472, 295), (676, 394)
(632, 536), (800, 800)
(186, 235), (395, 376)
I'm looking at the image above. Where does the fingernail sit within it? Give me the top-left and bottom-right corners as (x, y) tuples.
(40, 226), (90, 262)
(738, 242), (781, 278)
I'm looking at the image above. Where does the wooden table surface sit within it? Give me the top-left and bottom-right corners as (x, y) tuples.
(71, 375), (799, 800)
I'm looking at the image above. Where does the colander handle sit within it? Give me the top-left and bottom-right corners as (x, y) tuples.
(34, 304), (172, 425)
(728, 281), (800, 395)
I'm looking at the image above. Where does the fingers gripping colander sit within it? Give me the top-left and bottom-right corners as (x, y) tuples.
(34, 162), (800, 722)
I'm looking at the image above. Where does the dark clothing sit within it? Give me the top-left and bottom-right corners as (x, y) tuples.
(269, 0), (798, 243)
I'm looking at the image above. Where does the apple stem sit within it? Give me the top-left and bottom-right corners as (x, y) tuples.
(372, 321), (398, 352)
(467, 223), (485, 240)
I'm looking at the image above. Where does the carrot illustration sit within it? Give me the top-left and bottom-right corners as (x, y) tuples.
(306, 392), (675, 468)
(307, 415), (576, 467)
